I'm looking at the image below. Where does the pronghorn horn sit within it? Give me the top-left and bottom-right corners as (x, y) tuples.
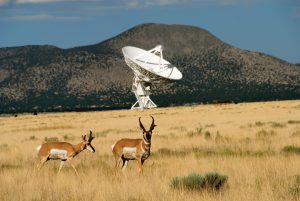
(139, 117), (146, 132)
(149, 116), (156, 131)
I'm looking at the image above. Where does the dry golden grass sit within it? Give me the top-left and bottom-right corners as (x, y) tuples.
(1, 100), (300, 201)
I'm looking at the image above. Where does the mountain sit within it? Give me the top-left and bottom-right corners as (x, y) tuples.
(0, 23), (299, 113)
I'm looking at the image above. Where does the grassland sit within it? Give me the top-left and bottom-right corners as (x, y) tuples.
(1, 100), (300, 201)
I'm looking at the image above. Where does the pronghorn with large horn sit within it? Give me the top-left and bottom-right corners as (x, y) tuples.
(36, 130), (95, 176)
(112, 116), (157, 175)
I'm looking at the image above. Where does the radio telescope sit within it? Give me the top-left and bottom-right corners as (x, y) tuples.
(122, 45), (183, 109)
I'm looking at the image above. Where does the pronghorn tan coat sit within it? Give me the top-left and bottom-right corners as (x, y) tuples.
(112, 116), (156, 174)
(36, 131), (95, 176)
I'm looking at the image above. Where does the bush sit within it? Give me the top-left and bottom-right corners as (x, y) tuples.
(270, 122), (286, 128)
(288, 120), (300, 124)
(44, 137), (59, 142)
(170, 172), (228, 192)
(204, 131), (211, 140)
(29, 135), (37, 140)
(292, 129), (300, 137)
(282, 146), (300, 154)
(256, 129), (276, 138)
(289, 175), (300, 198)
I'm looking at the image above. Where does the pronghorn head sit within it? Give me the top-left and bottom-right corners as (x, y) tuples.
(81, 130), (95, 153)
(139, 116), (157, 141)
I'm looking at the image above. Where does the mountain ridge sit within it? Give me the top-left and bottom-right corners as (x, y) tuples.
(0, 23), (299, 113)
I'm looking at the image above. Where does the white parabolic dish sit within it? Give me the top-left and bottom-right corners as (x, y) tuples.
(122, 45), (182, 82)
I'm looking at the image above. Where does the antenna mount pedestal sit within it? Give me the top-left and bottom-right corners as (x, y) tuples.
(131, 75), (157, 110)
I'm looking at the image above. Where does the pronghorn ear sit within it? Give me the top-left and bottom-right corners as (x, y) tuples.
(82, 135), (86, 141)
(88, 130), (94, 142)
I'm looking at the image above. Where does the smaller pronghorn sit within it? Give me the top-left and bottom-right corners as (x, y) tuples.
(36, 131), (95, 176)
(112, 116), (157, 175)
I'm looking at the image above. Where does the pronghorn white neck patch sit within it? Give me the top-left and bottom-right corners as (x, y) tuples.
(36, 145), (42, 153)
(123, 147), (137, 159)
(49, 149), (68, 160)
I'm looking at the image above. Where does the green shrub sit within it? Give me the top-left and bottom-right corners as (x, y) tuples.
(255, 121), (265, 127)
(292, 129), (300, 137)
(288, 120), (300, 124)
(256, 129), (276, 138)
(282, 146), (300, 154)
(157, 148), (173, 156)
(62, 134), (75, 140)
(288, 175), (300, 198)
(204, 131), (211, 140)
(44, 137), (59, 142)
(29, 135), (37, 140)
(170, 172), (228, 192)
(270, 122), (286, 128)
(156, 148), (188, 157)
(195, 127), (203, 134)
(0, 144), (9, 151)
(0, 164), (21, 170)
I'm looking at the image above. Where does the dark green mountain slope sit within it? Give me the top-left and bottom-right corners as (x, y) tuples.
(0, 23), (299, 113)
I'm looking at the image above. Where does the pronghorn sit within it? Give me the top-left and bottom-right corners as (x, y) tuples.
(36, 131), (95, 176)
(112, 116), (157, 175)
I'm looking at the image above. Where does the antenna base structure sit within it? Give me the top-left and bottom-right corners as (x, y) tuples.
(122, 45), (182, 110)
(131, 76), (157, 110)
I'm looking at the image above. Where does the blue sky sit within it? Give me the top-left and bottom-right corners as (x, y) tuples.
(0, 0), (299, 63)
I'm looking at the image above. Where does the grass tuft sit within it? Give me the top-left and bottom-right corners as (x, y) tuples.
(270, 122), (286, 128)
(282, 146), (300, 154)
(255, 121), (265, 127)
(288, 175), (300, 199)
(291, 128), (300, 137)
(44, 137), (59, 142)
(0, 163), (22, 170)
(170, 172), (228, 192)
(29, 135), (37, 140)
(288, 120), (300, 124)
(256, 129), (276, 138)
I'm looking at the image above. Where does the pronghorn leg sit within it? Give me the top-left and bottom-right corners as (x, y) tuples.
(57, 160), (65, 175)
(136, 158), (143, 175)
(121, 158), (128, 172)
(67, 158), (79, 176)
(121, 159), (128, 178)
(114, 155), (122, 169)
(36, 156), (48, 171)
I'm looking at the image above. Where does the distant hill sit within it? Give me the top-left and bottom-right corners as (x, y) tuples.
(0, 23), (299, 113)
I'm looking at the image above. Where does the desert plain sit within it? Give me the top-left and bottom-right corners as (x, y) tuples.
(0, 100), (300, 201)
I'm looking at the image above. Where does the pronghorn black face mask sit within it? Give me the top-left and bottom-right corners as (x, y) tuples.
(82, 130), (95, 153)
(139, 116), (157, 141)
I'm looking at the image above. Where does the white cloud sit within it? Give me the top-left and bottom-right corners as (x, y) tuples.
(144, 0), (182, 7)
(0, 0), (9, 5)
(126, 0), (140, 8)
(124, 0), (259, 8)
(16, 0), (76, 3)
(2, 14), (86, 21)
(293, 7), (300, 18)
(125, 0), (189, 8)
(0, 0), (261, 7)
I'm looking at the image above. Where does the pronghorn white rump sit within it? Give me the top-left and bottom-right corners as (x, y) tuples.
(36, 131), (95, 176)
(112, 116), (157, 174)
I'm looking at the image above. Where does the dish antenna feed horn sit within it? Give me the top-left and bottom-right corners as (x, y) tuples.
(122, 45), (183, 110)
